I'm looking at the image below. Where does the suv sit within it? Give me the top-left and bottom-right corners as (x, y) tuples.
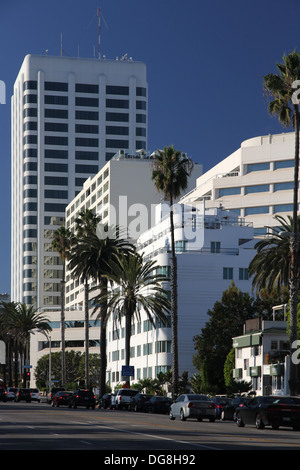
(30, 388), (41, 402)
(68, 390), (96, 409)
(14, 388), (31, 402)
(115, 389), (139, 410)
(6, 387), (17, 401)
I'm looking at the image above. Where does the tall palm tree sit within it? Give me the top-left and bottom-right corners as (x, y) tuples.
(249, 215), (300, 293)
(94, 251), (170, 384)
(72, 224), (133, 396)
(52, 226), (74, 386)
(263, 50), (300, 394)
(151, 145), (194, 396)
(68, 208), (100, 388)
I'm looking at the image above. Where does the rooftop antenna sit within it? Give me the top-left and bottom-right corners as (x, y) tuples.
(98, 7), (101, 59)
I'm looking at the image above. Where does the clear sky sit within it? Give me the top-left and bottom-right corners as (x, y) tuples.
(0, 0), (299, 295)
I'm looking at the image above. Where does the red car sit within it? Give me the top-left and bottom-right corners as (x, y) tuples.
(52, 391), (73, 407)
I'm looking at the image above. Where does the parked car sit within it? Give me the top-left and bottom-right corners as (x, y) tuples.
(52, 391), (73, 407)
(129, 393), (152, 412)
(68, 389), (96, 409)
(146, 396), (173, 414)
(221, 396), (251, 421)
(14, 388), (31, 402)
(47, 387), (65, 404)
(110, 394), (117, 409)
(211, 396), (231, 419)
(115, 389), (139, 410)
(236, 395), (300, 430)
(170, 394), (216, 422)
(0, 389), (7, 402)
(6, 387), (17, 401)
(98, 393), (112, 409)
(29, 388), (41, 402)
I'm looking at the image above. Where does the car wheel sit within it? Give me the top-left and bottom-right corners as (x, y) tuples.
(180, 409), (186, 421)
(236, 413), (245, 427)
(255, 413), (264, 429)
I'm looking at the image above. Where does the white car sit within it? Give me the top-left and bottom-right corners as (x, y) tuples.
(29, 388), (41, 402)
(6, 387), (17, 401)
(169, 394), (216, 422)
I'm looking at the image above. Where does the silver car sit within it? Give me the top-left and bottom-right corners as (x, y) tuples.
(169, 394), (216, 422)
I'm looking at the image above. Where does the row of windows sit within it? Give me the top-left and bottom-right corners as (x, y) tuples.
(111, 341), (171, 361)
(24, 94), (147, 109)
(23, 135), (146, 149)
(27, 109), (146, 121)
(223, 267), (249, 280)
(23, 80), (147, 96)
(219, 181), (297, 197)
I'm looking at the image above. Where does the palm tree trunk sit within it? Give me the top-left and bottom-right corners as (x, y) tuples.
(84, 279), (89, 389)
(61, 263), (66, 386)
(289, 105), (300, 395)
(99, 277), (108, 397)
(169, 194), (179, 397)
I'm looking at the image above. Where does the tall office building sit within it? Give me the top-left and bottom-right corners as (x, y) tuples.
(11, 54), (148, 309)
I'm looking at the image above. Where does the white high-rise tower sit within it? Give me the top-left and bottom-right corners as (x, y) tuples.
(11, 54), (148, 309)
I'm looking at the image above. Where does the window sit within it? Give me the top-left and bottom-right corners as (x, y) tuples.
(106, 126), (129, 135)
(223, 267), (233, 280)
(274, 160), (294, 169)
(245, 184), (269, 194)
(44, 203), (67, 213)
(211, 241), (221, 253)
(76, 83), (98, 94)
(76, 97), (98, 107)
(76, 124), (98, 134)
(76, 110), (98, 120)
(75, 137), (98, 147)
(45, 149), (68, 159)
(45, 163), (68, 172)
(106, 112), (129, 122)
(106, 85), (129, 95)
(44, 176), (68, 185)
(45, 189), (68, 199)
(245, 206), (269, 215)
(247, 162), (270, 173)
(106, 139), (129, 148)
(136, 87), (147, 97)
(274, 182), (294, 191)
(45, 122), (68, 132)
(219, 187), (241, 197)
(75, 164), (98, 174)
(45, 81), (68, 92)
(45, 108), (68, 119)
(75, 150), (98, 161)
(45, 136), (68, 146)
(44, 95), (68, 105)
(239, 268), (249, 280)
(274, 204), (293, 213)
(106, 99), (129, 109)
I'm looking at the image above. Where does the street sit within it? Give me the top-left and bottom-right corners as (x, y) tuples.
(1, 401), (300, 456)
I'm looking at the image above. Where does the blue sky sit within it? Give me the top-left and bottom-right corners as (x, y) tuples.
(0, 0), (299, 294)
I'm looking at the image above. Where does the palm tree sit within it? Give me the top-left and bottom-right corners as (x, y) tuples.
(3, 302), (51, 386)
(94, 251), (171, 385)
(263, 50), (300, 394)
(151, 145), (194, 396)
(51, 226), (74, 386)
(73, 224), (133, 396)
(249, 215), (300, 293)
(68, 209), (100, 388)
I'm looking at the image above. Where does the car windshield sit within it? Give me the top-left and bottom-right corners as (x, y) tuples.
(187, 395), (210, 401)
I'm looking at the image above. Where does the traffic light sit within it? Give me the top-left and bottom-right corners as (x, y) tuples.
(25, 371), (30, 380)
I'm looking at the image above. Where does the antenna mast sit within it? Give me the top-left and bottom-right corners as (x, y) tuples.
(98, 7), (101, 59)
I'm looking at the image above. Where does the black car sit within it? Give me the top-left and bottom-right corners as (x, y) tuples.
(14, 388), (31, 402)
(0, 389), (7, 402)
(52, 391), (73, 407)
(236, 395), (300, 430)
(211, 397), (231, 419)
(146, 396), (173, 414)
(129, 393), (152, 412)
(98, 393), (112, 409)
(48, 387), (65, 404)
(221, 397), (251, 421)
(68, 389), (96, 409)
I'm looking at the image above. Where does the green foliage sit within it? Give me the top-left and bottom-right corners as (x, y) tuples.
(34, 350), (100, 389)
(192, 282), (281, 394)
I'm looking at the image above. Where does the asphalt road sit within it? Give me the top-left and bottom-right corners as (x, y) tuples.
(1, 401), (300, 457)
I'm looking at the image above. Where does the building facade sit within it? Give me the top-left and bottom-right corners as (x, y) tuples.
(181, 132), (299, 236)
(104, 202), (257, 389)
(233, 317), (290, 396)
(11, 54), (148, 310)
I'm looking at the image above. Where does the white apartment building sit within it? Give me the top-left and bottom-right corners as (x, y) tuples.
(233, 317), (290, 396)
(181, 132), (299, 236)
(104, 202), (257, 388)
(11, 53), (148, 310)
(29, 153), (202, 386)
